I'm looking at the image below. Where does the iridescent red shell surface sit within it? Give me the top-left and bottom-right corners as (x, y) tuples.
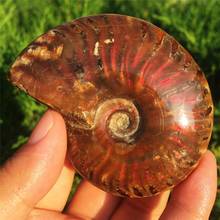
(9, 14), (213, 197)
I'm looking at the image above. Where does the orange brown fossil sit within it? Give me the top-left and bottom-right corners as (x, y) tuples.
(9, 14), (213, 198)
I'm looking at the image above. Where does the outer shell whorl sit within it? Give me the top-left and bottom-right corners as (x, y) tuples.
(9, 14), (213, 198)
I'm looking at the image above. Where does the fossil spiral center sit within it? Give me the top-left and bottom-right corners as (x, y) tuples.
(109, 112), (130, 134)
(94, 98), (140, 144)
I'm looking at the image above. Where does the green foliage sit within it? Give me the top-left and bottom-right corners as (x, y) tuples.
(0, 0), (219, 218)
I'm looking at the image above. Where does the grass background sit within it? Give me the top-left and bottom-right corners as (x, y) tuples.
(0, 0), (219, 218)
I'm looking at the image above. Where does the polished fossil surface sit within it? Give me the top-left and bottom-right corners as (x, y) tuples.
(9, 14), (213, 197)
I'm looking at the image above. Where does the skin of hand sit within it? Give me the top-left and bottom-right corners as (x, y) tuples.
(0, 110), (217, 220)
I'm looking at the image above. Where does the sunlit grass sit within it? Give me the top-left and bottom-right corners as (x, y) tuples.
(1, 0), (219, 219)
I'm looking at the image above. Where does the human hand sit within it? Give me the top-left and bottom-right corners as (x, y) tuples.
(0, 110), (217, 220)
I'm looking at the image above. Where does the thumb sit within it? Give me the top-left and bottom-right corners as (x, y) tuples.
(0, 110), (67, 220)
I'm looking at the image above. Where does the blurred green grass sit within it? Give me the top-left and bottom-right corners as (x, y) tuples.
(0, 0), (219, 218)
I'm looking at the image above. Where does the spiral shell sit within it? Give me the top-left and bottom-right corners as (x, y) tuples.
(9, 14), (213, 197)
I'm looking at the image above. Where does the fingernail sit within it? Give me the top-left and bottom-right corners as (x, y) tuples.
(28, 110), (54, 144)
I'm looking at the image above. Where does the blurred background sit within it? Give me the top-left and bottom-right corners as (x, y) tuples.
(0, 0), (219, 218)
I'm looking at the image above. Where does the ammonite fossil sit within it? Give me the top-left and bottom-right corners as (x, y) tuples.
(9, 14), (213, 198)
